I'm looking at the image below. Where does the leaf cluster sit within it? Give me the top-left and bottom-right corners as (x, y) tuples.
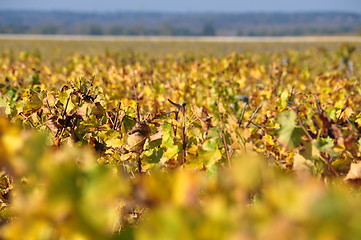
(0, 45), (361, 239)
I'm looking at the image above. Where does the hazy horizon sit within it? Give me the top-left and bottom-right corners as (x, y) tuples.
(1, 9), (360, 14)
(1, 0), (360, 13)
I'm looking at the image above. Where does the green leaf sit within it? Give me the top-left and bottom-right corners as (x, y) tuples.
(32, 73), (40, 85)
(122, 115), (135, 133)
(161, 122), (180, 160)
(58, 89), (76, 113)
(207, 127), (221, 138)
(149, 138), (162, 149)
(143, 147), (165, 164)
(198, 138), (222, 168)
(18, 93), (43, 116)
(277, 111), (304, 149)
(313, 137), (339, 157)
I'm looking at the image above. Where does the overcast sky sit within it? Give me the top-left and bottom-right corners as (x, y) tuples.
(0, 0), (360, 13)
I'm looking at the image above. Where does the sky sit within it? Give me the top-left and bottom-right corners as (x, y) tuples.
(0, 0), (360, 13)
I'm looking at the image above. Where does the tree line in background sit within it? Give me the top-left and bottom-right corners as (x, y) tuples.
(0, 23), (217, 36)
(0, 11), (360, 36)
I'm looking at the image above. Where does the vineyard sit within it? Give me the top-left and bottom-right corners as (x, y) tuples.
(1, 40), (361, 239)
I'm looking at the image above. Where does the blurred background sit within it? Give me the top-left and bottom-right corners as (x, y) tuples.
(1, 0), (361, 36)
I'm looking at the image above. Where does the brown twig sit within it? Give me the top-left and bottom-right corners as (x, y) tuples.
(168, 99), (181, 136)
(19, 112), (35, 128)
(181, 102), (187, 165)
(221, 129), (231, 167)
(108, 112), (115, 127)
(133, 85), (141, 122)
(245, 104), (262, 128)
(45, 99), (53, 115)
(62, 97), (70, 117)
(336, 107), (346, 124)
(238, 102), (248, 127)
(113, 102), (122, 130)
(287, 86), (296, 105)
(168, 99), (187, 165)
(272, 68), (283, 95)
(135, 153), (142, 173)
(321, 153), (339, 177)
(296, 110), (313, 141)
(313, 94), (323, 113)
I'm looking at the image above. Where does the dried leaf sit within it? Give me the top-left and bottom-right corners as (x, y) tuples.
(344, 162), (361, 182)
(128, 121), (151, 153)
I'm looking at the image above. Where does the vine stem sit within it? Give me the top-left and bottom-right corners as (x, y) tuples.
(245, 104), (262, 128)
(181, 103), (187, 165)
(295, 110), (313, 141)
(221, 129), (231, 167)
(135, 153), (142, 174)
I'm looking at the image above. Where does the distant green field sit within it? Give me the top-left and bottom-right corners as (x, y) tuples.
(1, 35), (361, 58)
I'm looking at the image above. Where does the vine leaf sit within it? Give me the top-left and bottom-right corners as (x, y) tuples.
(277, 111), (304, 149)
(199, 138), (222, 168)
(313, 137), (338, 157)
(128, 121), (151, 153)
(161, 122), (180, 160)
(293, 153), (315, 176)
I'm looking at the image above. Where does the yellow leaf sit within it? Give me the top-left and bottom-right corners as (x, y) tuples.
(263, 134), (275, 146)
